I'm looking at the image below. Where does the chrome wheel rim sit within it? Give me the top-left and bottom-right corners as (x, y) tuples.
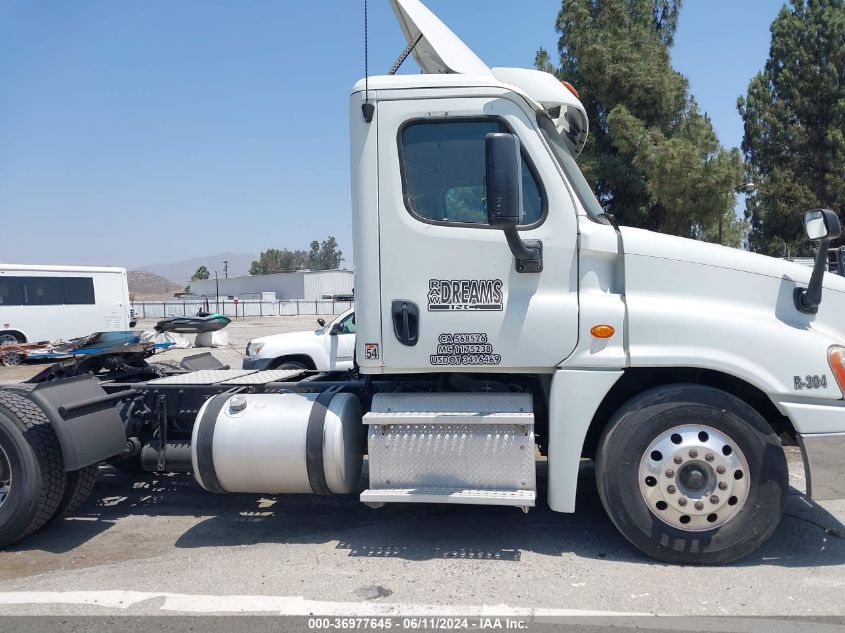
(0, 334), (18, 346)
(1, 352), (22, 367)
(0, 444), (11, 510)
(639, 425), (750, 531)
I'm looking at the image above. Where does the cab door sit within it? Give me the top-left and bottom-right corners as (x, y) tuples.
(377, 95), (579, 372)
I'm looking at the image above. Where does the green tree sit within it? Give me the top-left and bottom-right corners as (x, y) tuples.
(250, 248), (310, 275)
(307, 236), (344, 270)
(537, 0), (745, 244)
(738, 0), (845, 257)
(250, 237), (344, 275)
(191, 265), (210, 281)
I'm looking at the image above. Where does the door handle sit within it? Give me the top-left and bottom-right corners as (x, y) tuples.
(391, 300), (419, 346)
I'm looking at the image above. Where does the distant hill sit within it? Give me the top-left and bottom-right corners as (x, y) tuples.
(128, 271), (183, 299)
(137, 252), (256, 285)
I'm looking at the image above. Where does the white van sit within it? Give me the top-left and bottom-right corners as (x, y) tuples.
(0, 264), (134, 345)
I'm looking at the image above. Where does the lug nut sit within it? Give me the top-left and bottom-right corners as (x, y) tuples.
(667, 485), (677, 494)
(665, 469), (675, 478)
(689, 449), (698, 458)
(695, 501), (705, 511)
(674, 456), (683, 465)
(705, 453), (715, 462)
(716, 465), (727, 475)
(678, 497), (688, 507)
(718, 481), (728, 490)
(710, 495), (720, 504)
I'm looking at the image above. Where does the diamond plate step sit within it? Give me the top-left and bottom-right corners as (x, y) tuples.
(364, 392), (534, 425)
(364, 392), (537, 500)
(360, 487), (536, 508)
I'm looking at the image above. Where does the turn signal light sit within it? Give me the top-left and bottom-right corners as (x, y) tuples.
(590, 324), (615, 339)
(562, 81), (580, 99)
(828, 346), (845, 397)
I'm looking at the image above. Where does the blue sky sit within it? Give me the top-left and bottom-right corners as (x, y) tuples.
(0, 0), (784, 269)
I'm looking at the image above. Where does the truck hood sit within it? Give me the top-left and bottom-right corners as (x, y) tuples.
(617, 226), (845, 398)
(619, 226), (845, 294)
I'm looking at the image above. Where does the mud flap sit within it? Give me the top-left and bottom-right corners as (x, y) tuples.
(24, 376), (127, 472)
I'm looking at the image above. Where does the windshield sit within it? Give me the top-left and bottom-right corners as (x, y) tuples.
(536, 113), (607, 223)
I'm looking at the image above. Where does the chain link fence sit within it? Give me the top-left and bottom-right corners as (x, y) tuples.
(131, 299), (353, 319)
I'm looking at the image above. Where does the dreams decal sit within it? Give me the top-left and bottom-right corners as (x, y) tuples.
(427, 279), (503, 312)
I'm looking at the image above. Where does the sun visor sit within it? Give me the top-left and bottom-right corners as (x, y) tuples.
(389, 0), (491, 75)
(492, 67), (589, 156)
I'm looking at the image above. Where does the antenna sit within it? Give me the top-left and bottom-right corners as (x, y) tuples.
(362, 0), (374, 123)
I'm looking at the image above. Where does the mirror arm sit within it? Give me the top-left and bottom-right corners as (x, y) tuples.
(795, 236), (831, 314)
(502, 226), (543, 273)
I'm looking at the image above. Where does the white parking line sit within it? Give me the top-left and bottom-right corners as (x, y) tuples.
(0, 591), (648, 617)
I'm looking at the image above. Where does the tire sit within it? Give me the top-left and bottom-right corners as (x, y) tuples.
(0, 391), (66, 547)
(275, 360), (308, 370)
(1, 384), (36, 394)
(51, 466), (98, 520)
(0, 386), (100, 519)
(595, 384), (788, 565)
(0, 332), (23, 346)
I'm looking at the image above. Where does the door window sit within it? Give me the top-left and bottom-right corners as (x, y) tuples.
(400, 119), (544, 227)
(337, 312), (356, 334)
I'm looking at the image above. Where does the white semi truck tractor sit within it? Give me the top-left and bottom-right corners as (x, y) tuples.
(2, 0), (845, 564)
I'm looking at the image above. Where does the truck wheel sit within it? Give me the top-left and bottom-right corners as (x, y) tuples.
(0, 392), (66, 547)
(595, 384), (788, 565)
(51, 466), (98, 521)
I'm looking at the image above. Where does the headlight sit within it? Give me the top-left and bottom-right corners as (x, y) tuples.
(246, 341), (264, 356)
(828, 345), (845, 397)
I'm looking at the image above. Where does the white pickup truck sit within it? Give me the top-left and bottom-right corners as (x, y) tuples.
(242, 309), (356, 372)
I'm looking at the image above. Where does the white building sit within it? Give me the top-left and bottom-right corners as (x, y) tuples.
(189, 270), (353, 301)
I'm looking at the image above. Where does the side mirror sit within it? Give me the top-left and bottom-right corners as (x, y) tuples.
(330, 323), (344, 336)
(795, 209), (842, 314)
(485, 133), (543, 273)
(485, 133), (523, 228)
(317, 318), (326, 327)
(803, 209), (841, 241)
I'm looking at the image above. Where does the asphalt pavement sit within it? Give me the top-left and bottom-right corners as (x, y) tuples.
(0, 448), (843, 617)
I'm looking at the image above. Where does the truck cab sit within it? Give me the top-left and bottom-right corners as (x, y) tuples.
(346, 0), (845, 560)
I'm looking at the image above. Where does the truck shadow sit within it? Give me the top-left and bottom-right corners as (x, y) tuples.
(8, 461), (845, 569)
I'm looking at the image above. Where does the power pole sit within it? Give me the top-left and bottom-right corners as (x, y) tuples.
(222, 260), (229, 278)
(215, 270), (220, 313)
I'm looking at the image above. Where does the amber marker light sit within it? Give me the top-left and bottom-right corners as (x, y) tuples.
(591, 325), (615, 339)
(562, 81), (580, 99)
(828, 346), (845, 397)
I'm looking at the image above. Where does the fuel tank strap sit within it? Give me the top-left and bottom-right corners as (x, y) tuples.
(305, 388), (341, 495)
(195, 394), (229, 494)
